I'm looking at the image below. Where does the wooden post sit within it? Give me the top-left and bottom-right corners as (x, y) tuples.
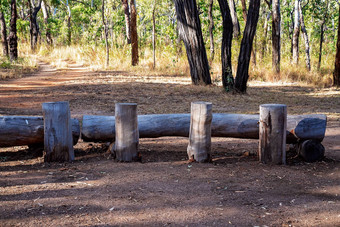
(187, 101), (213, 162)
(259, 104), (287, 164)
(42, 101), (74, 162)
(114, 103), (139, 162)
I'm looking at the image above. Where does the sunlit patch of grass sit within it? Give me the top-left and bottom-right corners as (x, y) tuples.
(0, 54), (38, 80)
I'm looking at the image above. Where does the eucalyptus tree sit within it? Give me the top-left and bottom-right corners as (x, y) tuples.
(121, 0), (131, 44)
(41, 0), (53, 45)
(0, 0), (9, 57)
(29, 0), (43, 51)
(272, 0), (281, 73)
(130, 0), (138, 65)
(299, 0), (311, 71)
(292, 0), (300, 64)
(9, 0), (18, 60)
(228, 0), (240, 38)
(334, 2), (340, 87)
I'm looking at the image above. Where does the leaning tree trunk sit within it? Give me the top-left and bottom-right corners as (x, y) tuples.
(298, 1), (311, 71)
(228, 0), (240, 38)
(218, 0), (234, 91)
(272, 0), (281, 73)
(130, 0), (138, 66)
(234, 0), (261, 93)
(102, 0), (109, 67)
(174, 0), (211, 85)
(292, 0), (300, 65)
(240, 0), (256, 66)
(122, 0), (131, 44)
(9, 0), (18, 61)
(41, 0), (52, 45)
(208, 0), (214, 63)
(0, 8), (9, 57)
(334, 6), (340, 87)
(29, 0), (42, 51)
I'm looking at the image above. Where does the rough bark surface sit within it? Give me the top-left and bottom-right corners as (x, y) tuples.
(218, 0), (234, 91)
(272, 0), (281, 73)
(187, 102), (212, 163)
(130, 0), (138, 66)
(122, 0), (131, 44)
(234, 0), (261, 93)
(42, 102), (74, 162)
(0, 9), (8, 56)
(81, 113), (326, 144)
(334, 6), (340, 87)
(174, 0), (211, 85)
(208, 0), (214, 63)
(9, 0), (18, 61)
(298, 1), (311, 71)
(292, 0), (300, 65)
(259, 104), (287, 165)
(240, 0), (256, 66)
(41, 1), (52, 45)
(261, 12), (270, 60)
(228, 0), (240, 38)
(29, 0), (42, 51)
(102, 0), (109, 67)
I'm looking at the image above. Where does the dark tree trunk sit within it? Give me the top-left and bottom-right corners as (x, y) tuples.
(261, 12), (270, 61)
(298, 1), (310, 71)
(218, 0), (234, 91)
(0, 9), (9, 57)
(41, 0), (52, 45)
(152, 0), (156, 68)
(292, 0), (300, 65)
(122, 0), (131, 44)
(130, 0), (138, 66)
(102, 0), (109, 67)
(234, 0), (261, 93)
(9, 0), (18, 61)
(240, 0), (256, 66)
(67, 15), (71, 45)
(174, 0), (211, 85)
(228, 0), (240, 38)
(208, 0), (214, 63)
(272, 0), (280, 73)
(29, 0), (42, 51)
(334, 6), (340, 87)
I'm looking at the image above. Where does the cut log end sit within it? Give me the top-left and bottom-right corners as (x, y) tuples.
(298, 139), (325, 162)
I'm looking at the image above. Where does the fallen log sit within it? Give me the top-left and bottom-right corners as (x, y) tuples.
(81, 113), (326, 144)
(0, 116), (80, 148)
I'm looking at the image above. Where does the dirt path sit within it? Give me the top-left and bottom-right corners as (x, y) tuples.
(0, 63), (340, 226)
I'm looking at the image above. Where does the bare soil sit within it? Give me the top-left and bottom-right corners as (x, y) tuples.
(0, 62), (340, 226)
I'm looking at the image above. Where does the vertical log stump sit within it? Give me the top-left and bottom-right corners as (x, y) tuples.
(115, 103), (139, 162)
(259, 104), (287, 164)
(42, 101), (74, 162)
(187, 101), (213, 162)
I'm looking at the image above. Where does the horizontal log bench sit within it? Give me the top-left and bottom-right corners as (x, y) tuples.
(0, 116), (80, 148)
(82, 113), (327, 144)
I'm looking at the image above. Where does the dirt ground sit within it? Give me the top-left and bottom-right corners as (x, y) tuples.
(0, 62), (340, 226)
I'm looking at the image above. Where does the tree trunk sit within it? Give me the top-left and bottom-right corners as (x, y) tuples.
(102, 0), (109, 67)
(272, 0), (280, 73)
(240, 0), (256, 66)
(0, 116), (80, 147)
(9, 0), (18, 61)
(152, 0), (156, 69)
(228, 0), (240, 38)
(66, 0), (71, 45)
(174, 0), (211, 85)
(29, 0), (42, 51)
(121, 0), (131, 44)
(208, 0), (214, 63)
(298, 1), (310, 71)
(318, 22), (324, 71)
(81, 113), (327, 144)
(218, 0), (234, 91)
(259, 104), (287, 165)
(234, 0), (261, 93)
(130, 0), (138, 66)
(334, 6), (340, 87)
(187, 102), (212, 162)
(41, 0), (52, 45)
(292, 0), (300, 65)
(260, 12), (270, 61)
(0, 8), (9, 57)
(42, 102), (74, 162)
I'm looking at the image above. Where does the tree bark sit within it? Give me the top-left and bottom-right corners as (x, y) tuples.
(81, 113), (327, 144)
(9, 0), (18, 61)
(334, 6), (340, 87)
(152, 0), (156, 69)
(292, 0), (300, 65)
(228, 0), (240, 38)
(260, 12), (270, 61)
(259, 104), (287, 165)
(29, 0), (42, 51)
(42, 102), (74, 162)
(0, 116), (80, 147)
(102, 0), (109, 67)
(174, 0), (211, 85)
(187, 102), (212, 162)
(272, 0), (281, 73)
(130, 0), (138, 66)
(234, 0), (261, 93)
(208, 0), (214, 63)
(298, 1), (311, 71)
(41, 0), (52, 45)
(0, 8), (9, 57)
(121, 0), (131, 44)
(240, 0), (256, 66)
(218, 0), (234, 91)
